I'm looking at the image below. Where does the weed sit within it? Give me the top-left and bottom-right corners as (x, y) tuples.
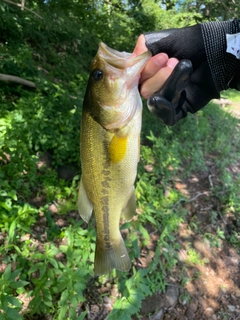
(185, 246), (205, 266)
(203, 227), (225, 248)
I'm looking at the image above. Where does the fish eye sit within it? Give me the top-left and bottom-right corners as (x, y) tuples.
(91, 68), (103, 81)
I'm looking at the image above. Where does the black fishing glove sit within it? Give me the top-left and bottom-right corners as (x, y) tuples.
(144, 19), (240, 125)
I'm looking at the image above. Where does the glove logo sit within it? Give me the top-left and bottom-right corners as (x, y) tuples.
(226, 33), (240, 59)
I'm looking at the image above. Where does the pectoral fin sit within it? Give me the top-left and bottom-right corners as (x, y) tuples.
(78, 178), (93, 223)
(122, 188), (136, 221)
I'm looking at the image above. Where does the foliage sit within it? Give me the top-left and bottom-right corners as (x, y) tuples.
(0, 0), (239, 319)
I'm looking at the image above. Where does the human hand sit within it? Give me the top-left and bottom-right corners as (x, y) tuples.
(133, 34), (179, 99)
(135, 24), (222, 125)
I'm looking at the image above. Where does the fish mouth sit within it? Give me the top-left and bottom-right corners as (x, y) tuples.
(98, 42), (151, 71)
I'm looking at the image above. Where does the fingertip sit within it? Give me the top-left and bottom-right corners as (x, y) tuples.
(151, 53), (169, 66)
(167, 58), (179, 69)
(140, 87), (150, 100)
(140, 53), (169, 83)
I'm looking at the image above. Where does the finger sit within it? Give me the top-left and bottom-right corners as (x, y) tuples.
(140, 53), (169, 83)
(133, 34), (148, 56)
(140, 58), (179, 99)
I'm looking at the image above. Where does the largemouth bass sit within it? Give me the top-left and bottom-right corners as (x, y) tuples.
(78, 42), (150, 275)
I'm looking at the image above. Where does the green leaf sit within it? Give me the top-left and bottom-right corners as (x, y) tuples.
(42, 288), (52, 301)
(48, 258), (59, 269)
(39, 263), (47, 278)
(59, 289), (69, 305)
(138, 224), (150, 241)
(2, 295), (22, 309)
(8, 190), (17, 201)
(0, 190), (8, 197)
(9, 268), (22, 282)
(28, 262), (44, 274)
(9, 280), (29, 288)
(145, 215), (157, 226)
(43, 299), (53, 307)
(58, 304), (68, 320)
(3, 264), (12, 281)
(77, 311), (87, 320)
(5, 307), (23, 320)
(0, 200), (12, 211)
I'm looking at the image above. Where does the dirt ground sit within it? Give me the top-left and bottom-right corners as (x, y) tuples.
(142, 102), (240, 320)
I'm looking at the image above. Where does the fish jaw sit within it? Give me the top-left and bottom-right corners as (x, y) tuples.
(98, 42), (151, 94)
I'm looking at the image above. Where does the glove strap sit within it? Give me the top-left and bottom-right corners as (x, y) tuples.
(201, 19), (240, 92)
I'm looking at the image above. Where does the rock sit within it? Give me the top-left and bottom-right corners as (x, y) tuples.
(141, 284), (179, 316)
(177, 249), (188, 262)
(141, 292), (164, 315)
(235, 289), (240, 298)
(144, 164), (153, 173)
(186, 301), (198, 318)
(228, 305), (235, 312)
(49, 203), (58, 213)
(205, 307), (214, 315)
(149, 308), (164, 320)
(165, 285), (179, 308)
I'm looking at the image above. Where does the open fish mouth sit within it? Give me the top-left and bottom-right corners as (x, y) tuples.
(98, 42), (151, 70)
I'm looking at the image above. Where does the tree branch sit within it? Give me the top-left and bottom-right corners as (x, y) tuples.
(21, 0), (25, 10)
(3, 0), (43, 19)
(0, 73), (36, 88)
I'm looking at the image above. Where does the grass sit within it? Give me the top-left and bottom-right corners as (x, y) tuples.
(222, 88), (240, 102)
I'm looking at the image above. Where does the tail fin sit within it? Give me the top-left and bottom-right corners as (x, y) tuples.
(94, 235), (131, 275)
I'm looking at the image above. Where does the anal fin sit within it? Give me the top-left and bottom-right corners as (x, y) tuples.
(77, 178), (93, 223)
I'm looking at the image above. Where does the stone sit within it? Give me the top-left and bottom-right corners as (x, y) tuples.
(165, 285), (179, 308)
(141, 292), (164, 315)
(186, 301), (198, 318)
(228, 305), (235, 312)
(235, 289), (240, 298)
(149, 308), (164, 320)
(205, 307), (214, 315)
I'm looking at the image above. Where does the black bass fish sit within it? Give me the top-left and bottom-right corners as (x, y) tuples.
(78, 42), (150, 275)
